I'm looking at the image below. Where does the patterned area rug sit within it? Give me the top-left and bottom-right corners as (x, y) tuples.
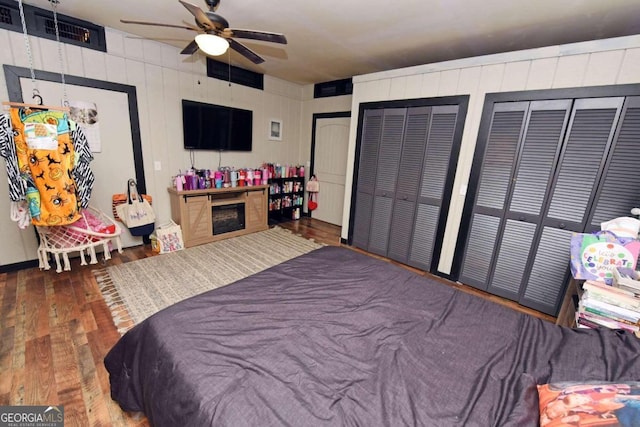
(95, 226), (323, 334)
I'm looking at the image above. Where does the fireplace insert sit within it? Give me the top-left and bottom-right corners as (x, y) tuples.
(212, 203), (245, 235)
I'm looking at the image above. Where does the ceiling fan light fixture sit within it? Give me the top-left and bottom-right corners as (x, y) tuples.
(195, 33), (229, 56)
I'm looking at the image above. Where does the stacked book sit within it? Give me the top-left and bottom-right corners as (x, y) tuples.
(577, 268), (640, 337)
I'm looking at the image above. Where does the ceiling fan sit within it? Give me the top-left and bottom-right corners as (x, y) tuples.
(120, 0), (287, 64)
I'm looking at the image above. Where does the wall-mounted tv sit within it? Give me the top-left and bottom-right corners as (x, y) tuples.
(182, 99), (253, 151)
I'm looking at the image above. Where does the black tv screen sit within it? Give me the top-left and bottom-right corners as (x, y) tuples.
(182, 99), (253, 151)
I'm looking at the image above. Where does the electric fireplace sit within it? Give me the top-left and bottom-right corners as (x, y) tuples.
(212, 203), (245, 235)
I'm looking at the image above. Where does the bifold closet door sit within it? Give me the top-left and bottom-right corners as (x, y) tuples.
(459, 96), (626, 315)
(351, 109), (383, 250)
(386, 107), (431, 263)
(459, 101), (531, 290)
(520, 97), (624, 312)
(407, 105), (461, 271)
(353, 104), (463, 269)
(485, 100), (572, 301)
(351, 108), (407, 255)
(367, 109), (407, 256)
(589, 96), (640, 228)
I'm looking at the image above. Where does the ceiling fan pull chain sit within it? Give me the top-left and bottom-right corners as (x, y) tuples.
(49, 0), (69, 106)
(17, 0), (39, 102)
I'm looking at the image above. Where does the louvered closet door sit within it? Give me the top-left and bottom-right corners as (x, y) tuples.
(408, 105), (460, 271)
(589, 96), (640, 228)
(352, 109), (383, 250)
(368, 109), (407, 256)
(459, 95), (628, 315)
(387, 107), (431, 263)
(459, 102), (529, 289)
(487, 100), (572, 300)
(521, 97), (624, 314)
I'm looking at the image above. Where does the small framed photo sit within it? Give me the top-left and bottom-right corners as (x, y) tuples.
(269, 119), (282, 141)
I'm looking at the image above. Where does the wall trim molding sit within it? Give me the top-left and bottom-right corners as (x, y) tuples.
(3, 64), (147, 194)
(354, 34), (640, 84)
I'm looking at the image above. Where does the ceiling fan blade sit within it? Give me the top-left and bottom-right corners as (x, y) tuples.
(181, 20), (201, 32)
(226, 28), (287, 44)
(120, 19), (198, 31)
(178, 0), (216, 31)
(228, 39), (264, 64)
(181, 40), (199, 55)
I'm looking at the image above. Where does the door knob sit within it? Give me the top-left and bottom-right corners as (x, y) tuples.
(559, 223), (566, 229)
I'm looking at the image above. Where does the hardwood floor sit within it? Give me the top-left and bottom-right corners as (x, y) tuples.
(1, 246), (153, 426)
(0, 218), (554, 426)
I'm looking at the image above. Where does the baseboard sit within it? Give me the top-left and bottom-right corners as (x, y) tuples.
(0, 259), (39, 273)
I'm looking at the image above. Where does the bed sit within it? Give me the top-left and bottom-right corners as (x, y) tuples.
(105, 246), (640, 426)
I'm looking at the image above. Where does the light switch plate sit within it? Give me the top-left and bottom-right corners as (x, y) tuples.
(154, 161), (162, 171)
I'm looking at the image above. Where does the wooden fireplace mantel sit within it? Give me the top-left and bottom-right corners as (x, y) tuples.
(168, 185), (268, 248)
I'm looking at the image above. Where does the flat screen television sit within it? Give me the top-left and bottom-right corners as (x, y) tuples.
(182, 99), (253, 151)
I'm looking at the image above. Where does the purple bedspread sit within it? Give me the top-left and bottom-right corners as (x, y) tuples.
(105, 246), (640, 426)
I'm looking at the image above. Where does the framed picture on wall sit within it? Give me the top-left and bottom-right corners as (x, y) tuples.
(269, 119), (282, 141)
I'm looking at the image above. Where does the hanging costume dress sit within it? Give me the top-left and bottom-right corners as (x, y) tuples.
(0, 107), (94, 226)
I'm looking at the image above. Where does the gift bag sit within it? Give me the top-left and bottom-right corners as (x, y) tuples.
(570, 230), (640, 281)
(308, 193), (318, 211)
(155, 220), (184, 254)
(115, 179), (155, 236)
(306, 175), (319, 211)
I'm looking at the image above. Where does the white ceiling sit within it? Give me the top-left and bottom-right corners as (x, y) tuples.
(25, 0), (640, 85)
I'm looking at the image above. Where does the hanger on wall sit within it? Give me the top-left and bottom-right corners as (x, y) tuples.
(2, 92), (70, 112)
(2, 0), (70, 112)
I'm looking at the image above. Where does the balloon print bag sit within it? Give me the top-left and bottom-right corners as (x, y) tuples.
(570, 230), (640, 281)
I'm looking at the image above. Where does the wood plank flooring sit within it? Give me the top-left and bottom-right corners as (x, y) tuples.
(0, 218), (554, 426)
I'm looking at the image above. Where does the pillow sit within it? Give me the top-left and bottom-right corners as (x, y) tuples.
(538, 381), (640, 426)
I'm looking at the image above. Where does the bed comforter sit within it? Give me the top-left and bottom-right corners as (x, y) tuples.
(105, 246), (640, 426)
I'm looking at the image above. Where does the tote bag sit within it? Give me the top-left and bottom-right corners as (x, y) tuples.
(112, 193), (152, 222)
(570, 230), (640, 281)
(155, 220), (184, 254)
(115, 179), (155, 236)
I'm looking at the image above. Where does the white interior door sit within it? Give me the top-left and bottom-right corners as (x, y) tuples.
(312, 117), (350, 226)
(20, 78), (142, 248)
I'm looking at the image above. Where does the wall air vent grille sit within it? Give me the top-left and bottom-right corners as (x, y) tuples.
(0, 5), (13, 25)
(207, 58), (264, 90)
(0, 0), (105, 52)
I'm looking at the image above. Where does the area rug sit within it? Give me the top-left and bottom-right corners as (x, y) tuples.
(95, 226), (323, 334)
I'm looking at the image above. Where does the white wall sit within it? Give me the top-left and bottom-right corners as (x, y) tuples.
(0, 26), (308, 266)
(345, 35), (640, 275)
